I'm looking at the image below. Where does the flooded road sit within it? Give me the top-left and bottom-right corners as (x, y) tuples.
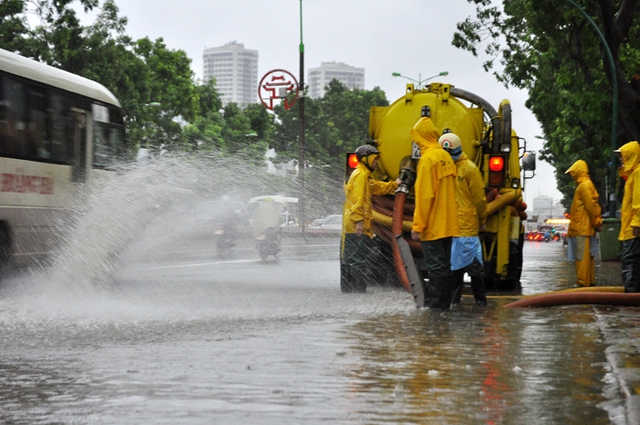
(0, 235), (629, 424)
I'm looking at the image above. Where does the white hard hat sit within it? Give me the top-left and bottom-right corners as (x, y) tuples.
(438, 133), (462, 150)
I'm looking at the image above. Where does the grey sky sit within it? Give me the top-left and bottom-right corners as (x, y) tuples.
(93, 0), (563, 204)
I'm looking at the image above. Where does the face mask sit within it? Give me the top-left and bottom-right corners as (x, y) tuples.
(448, 147), (462, 160)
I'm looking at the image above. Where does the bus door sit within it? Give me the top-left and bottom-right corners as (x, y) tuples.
(69, 109), (87, 183)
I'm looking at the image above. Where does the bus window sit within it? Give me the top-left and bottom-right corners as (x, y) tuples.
(0, 78), (6, 152)
(0, 77), (27, 157)
(70, 110), (87, 183)
(27, 86), (50, 160)
(49, 91), (69, 163)
(93, 123), (124, 167)
(93, 106), (125, 168)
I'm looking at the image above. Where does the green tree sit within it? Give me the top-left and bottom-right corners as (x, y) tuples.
(275, 80), (388, 174)
(244, 103), (276, 140)
(129, 36), (198, 151)
(1, 0), (202, 154)
(182, 79), (225, 151)
(272, 80), (388, 216)
(0, 0), (30, 53)
(453, 0), (640, 208)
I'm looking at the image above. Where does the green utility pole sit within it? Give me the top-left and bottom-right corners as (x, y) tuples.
(298, 0), (306, 232)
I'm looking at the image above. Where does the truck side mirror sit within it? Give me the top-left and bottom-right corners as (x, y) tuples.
(522, 151), (536, 171)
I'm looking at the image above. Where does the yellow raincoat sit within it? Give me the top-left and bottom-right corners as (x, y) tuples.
(411, 117), (459, 241)
(566, 160), (602, 237)
(454, 152), (486, 237)
(565, 159), (602, 287)
(619, 141), (640, 241)
(344, 162), (398, 238)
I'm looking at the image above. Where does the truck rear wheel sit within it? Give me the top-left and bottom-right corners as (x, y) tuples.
(485, 238), (523, 291)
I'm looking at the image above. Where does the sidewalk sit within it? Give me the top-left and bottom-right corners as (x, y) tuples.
(594, 305), (640, 424)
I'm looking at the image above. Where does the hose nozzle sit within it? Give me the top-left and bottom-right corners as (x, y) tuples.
(396, 166), (416, 195)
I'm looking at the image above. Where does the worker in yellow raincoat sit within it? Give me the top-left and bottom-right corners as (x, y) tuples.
(616, 141), (640, 292)
(440, 133), (488, 306)
(565, 160), (602, 287)
(410, 117), (459, 309)
(342, 144), (401, 293)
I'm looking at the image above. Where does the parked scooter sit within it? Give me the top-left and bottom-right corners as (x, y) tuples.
(256, 227), (281, 261)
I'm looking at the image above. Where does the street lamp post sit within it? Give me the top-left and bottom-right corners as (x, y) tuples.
(122, 101), (162, 112)
(391, 71), (449, 89)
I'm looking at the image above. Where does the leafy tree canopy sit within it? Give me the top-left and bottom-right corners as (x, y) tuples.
(453, 0), (640, 210)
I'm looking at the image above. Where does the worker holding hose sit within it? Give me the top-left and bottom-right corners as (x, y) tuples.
(410, 117), (459, 309)
(342, 144), (401, 293)
(439, 132), (488, 306)
(565, 160), (602, 287)
(616, 141), (640, 293)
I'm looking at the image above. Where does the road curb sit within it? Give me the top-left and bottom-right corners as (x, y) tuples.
(595, 308), (640, 424)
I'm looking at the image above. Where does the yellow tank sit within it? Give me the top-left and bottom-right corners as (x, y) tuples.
(371, 83), (485, 181)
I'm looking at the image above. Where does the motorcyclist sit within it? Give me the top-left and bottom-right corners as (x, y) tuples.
(342, 144), (401, 293)
(251, 197), (282, 259)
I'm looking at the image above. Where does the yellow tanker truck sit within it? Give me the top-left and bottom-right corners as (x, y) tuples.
(341, 82), (535, 294)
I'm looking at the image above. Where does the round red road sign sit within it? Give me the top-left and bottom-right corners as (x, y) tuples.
(258, 69), (299, 111)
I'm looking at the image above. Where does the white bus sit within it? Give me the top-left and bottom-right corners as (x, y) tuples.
(0, 48), (125, 267)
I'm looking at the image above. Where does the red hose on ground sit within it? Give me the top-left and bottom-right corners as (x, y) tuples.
(503, 291), (640, 308)
(391, 192), (412, 293)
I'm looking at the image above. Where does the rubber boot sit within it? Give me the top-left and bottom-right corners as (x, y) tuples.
(451, 270), (465, 305)
(341, 264), (366, 293)
(425, 276), (452, 310)
(623, 264), (640, 293)
(471, 275), (487, 306)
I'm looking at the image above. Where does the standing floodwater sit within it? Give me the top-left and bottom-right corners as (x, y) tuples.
(0, 157), (628, 424)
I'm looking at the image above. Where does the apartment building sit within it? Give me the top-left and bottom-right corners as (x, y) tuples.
(203, 41), (258, 107)
(307, 61), (364, 99)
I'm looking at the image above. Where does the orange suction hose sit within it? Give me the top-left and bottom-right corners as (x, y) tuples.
(391, 191), (412, 293)
(504, 291), (640, 308)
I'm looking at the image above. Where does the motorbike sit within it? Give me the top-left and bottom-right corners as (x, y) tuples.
(256, 227), (281, 261)
(214, 221), (236, 258)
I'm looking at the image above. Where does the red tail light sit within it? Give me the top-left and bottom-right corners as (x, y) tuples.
(488, 155), (505, 186)
(347, 153), (359, 169)
(345, 153), (358, 182)
(489, 156), (504, 172)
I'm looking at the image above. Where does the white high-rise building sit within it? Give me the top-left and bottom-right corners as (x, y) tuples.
(307, 61), (365, 99)
(531, 196), (565, 221)
(203, 41), (258, 107)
